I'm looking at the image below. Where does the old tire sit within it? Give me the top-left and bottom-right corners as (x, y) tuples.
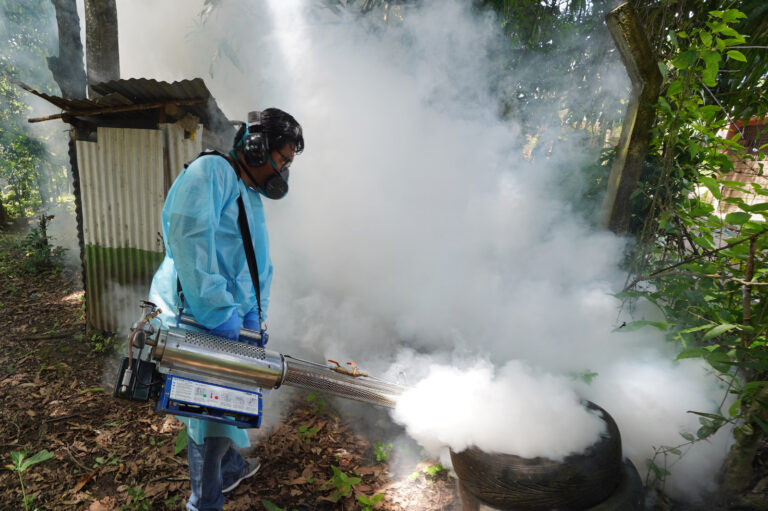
(456, 460), (643, 511)
(450, 401), (622, 510)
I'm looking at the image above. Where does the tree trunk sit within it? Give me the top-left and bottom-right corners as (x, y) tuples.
(0, 196), (9, 228)
(47, 0), (87, 99)
(84, 0), (119, 97)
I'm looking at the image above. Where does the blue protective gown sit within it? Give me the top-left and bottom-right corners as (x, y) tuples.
(148, 153), (273, 447)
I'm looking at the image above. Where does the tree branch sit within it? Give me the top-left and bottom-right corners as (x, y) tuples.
(624, 227), (768, 291)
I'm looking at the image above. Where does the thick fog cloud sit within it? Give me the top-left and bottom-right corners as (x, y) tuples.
(109, 0), (732, 499)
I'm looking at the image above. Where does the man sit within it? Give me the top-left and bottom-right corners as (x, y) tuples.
(148, 108), (304, 511)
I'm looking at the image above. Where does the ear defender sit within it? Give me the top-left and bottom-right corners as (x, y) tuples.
(240, 111), (268, 167)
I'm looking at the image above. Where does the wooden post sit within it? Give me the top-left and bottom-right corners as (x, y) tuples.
(602, 3), (662, 233)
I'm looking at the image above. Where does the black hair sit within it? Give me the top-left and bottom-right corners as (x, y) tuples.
(233, 108), (305, 154)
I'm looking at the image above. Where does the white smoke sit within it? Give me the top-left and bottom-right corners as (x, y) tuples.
(393, 359), (607, 460)
(111, 0), (733, 500)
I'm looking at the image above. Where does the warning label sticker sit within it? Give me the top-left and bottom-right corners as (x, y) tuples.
(169, 377), (261, 415)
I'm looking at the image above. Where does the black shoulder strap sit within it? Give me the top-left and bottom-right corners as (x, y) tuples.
(175, 150), (264, 326)
(236, 195), (264, 326)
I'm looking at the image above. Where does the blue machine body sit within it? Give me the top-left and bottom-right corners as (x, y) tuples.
(156, 374), (263, 429)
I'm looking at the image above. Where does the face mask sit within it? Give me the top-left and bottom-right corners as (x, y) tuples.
(258, 154), (289, 200)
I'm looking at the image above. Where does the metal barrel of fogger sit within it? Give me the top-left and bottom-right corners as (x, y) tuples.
(150, 326), (404, 408)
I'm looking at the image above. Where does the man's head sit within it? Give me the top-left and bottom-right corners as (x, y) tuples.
(233, 108), (304, 199)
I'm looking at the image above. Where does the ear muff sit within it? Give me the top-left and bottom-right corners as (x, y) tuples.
(239, 111), (268, 167)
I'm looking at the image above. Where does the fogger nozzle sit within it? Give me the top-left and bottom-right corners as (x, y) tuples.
(150, 327), (404, 408)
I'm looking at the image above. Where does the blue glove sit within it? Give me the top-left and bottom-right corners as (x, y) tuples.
(243, 311), (261, 331)
(210, 310), (241, 341)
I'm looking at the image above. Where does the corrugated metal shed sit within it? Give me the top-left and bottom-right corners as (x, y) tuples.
(76, 124), (204, 331)
(19, 77), (234, 333)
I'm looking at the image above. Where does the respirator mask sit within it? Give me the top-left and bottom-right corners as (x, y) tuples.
(257, 154), (290, 200)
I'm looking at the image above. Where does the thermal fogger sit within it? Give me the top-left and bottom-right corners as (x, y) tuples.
(113, 302), (405, 428)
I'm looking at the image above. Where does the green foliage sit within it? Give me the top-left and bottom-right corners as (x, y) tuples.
(87, 331), (118, 354)
(409, 462), (446, 481)
(5, 449), (54, 511)
(624, 9), (768, 486)
(14, 215), (66, 274)
(174, 426), (188, 455)
(305, 392), (328, 415)
(357, 492), (385, 510)
(373, 441), (393, 462)
(324, 465), (362, 502)
(120, 487), (150, 511)
(92, 453), (120, 469)
(260, 499), (298, 511)
(297, 424), (319, 443)
(0, 1), (73, 220)
(163, 495), (180, 509)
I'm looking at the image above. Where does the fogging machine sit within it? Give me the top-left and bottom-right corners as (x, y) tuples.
(114, 302), (404, 428)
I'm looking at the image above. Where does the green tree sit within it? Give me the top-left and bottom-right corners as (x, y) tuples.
(0, 0), (71, 221)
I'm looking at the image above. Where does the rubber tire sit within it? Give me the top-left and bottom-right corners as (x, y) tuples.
(456, 460), (643, 511)
(450, 401), (623, 510)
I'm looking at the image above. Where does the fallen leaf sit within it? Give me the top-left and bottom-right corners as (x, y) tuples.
(72, 470), (98, 493)
(88, 496), (116, 511)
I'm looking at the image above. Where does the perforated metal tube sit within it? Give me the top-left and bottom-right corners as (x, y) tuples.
(283, 356), (404, 408)
(154, 327), (285, 391)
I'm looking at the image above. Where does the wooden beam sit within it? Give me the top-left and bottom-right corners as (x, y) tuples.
(27, 98), (207, 123)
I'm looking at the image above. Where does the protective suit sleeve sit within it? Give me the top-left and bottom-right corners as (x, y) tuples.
(164, 157), (239, 329)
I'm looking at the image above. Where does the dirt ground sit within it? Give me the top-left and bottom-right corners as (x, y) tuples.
(0, 233), (459, 511)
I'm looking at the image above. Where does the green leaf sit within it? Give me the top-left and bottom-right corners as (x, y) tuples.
(699, 31), (713, 47)
(657, 62), (668, 80)
(698, 105), (721, 122)
(725, 212), (751, 225)
(716, 37), (727, 51)
(261, 499), (286, 511)
(666, 80), (683, 97)
(721, 9), (747, 22)
(720, 27), (741, 38)
(729, 398), (742, 417)
(680, 432), (695, 442)
(672, 50), (699, 70)
(703, 323), (740, 341)
(679, 324), (716, 335)
(174, 426), (188, 456)
(708, 10), (723, 18)
(720, 179), (749, 191)
(700, 176), (722, 199)
(648, 459), (671, 479)
(742, 202), (768, 213)
(689, 411), (726, 421)
(753, 415), (768, 434)
(19, 450), (53, 472)
(701, 50), (721, 87)
(722, 36), (746, 47)
(677, 347), (707, 360)
(726, 50), (747, 62)
(9, 450), (27, 471)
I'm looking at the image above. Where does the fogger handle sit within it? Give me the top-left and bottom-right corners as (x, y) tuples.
(177, 313), (263, 345)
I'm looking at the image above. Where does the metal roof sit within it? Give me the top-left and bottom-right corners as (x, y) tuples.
(15, 77), (231, 134)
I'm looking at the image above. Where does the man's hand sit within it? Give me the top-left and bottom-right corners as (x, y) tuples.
(211, 310), (241, 341)
(243, 311), (261, 331)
